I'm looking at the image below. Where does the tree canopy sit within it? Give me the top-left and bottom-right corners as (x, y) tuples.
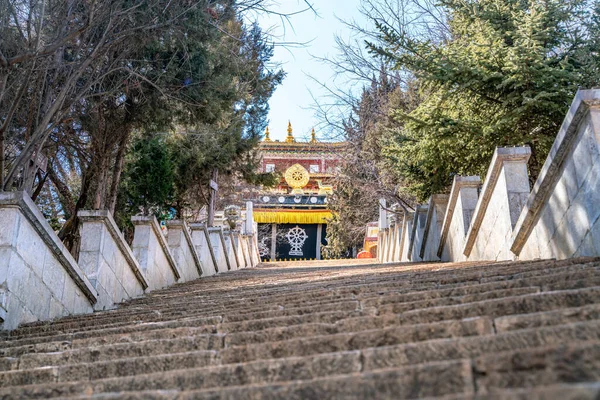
(0, 0), (285, 251)
(370, 0), (600, 200)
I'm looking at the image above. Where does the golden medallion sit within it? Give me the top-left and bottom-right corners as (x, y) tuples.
(284, 164), (310, 189)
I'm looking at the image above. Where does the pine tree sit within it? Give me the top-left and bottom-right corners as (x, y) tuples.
(371, 0), (600, 200)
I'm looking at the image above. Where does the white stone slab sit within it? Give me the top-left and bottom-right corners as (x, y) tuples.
(0, 192), (96, 330)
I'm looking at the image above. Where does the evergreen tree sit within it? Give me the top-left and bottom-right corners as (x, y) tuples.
(371, 0), (600, 200)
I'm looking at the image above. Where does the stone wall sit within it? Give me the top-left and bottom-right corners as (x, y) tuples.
(131, 216), (181, 290)
(78, 210), (148, 311)
(439, 176), (480, 262)
(513, 91), (600, 260)
(0, 195), (260, 330)
(208, 227), (231, 272)
(420, 195), (449, 262)
(0, 192), (97, 330)
(223, 230), (240, 270)
(379, 89), (600, 264)
(189, 223), (219, 276)
(166, 220), (203, 282)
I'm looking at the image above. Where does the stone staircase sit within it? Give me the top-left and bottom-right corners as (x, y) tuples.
(1, 258), (600, 399)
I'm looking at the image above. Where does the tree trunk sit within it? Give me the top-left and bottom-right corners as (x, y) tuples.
(47, 167), (76, 217)
(107, 130), (129, 215)
(30, 171), (49, 201)
(58, 170), (92, 254)
(0, 131), (4, 189)
(207, 168), (218, 227)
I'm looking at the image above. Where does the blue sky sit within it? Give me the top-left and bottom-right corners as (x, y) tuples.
(256, 0), (365, 142)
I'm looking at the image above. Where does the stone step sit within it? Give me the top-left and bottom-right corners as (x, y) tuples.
(376, 286), (541, 314)
(494, 303), (600, 332)
(8, 260), (596, 339)
(39, 323), (600, 399)
(0, 358), (473, 399)
(222, 317), (600, 365)
(11, 335), (222, 371)
(362, 320), (600, 370)
(8, 270), (587, 341)
(0, 316), (222, 349)
(0, 350), (364, 398)
(0, 350), (220, 386)
(4, 274), (600, 346)
(65, 382), (600, 400)
(180, 360), (474, 400)
(360, 269), (600, 307)
(184, 268), (600, 320)
(222, 316), (492, 363)
(220, 300), (360, 323)
(217, 309), (370, 334)
(0, 316), (490, 374)
(473, 341), (600, 392)
(0, 326), (221, 360)
(469, 382), (600, 400)
(395, 287), (600, 324)
(90, 259), (586, 308)
(0, 309), (370, 352)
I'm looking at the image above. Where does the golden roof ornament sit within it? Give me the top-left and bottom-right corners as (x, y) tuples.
(284, 164), (309, 190)
(310, 128), (317, 143)
(286, 121), (295, 143)
(264, 127), (272, 142)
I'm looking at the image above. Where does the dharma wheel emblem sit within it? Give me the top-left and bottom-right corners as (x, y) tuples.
(286, 225), (308, 256)
(284, 164), (310, 189)
(258, 237), (270, 257)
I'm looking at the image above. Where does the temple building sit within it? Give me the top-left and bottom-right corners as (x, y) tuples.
(252, 122), (345, 261)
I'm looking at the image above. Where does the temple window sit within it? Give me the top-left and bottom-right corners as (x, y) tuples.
(310, 164), (320, 173)
(266, 163), (275, 172)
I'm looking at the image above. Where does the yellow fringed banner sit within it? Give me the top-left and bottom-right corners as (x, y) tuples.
(253, 210), (333, 224)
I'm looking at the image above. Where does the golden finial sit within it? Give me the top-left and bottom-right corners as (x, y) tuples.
(264, 127), (272, 142)
(310, 127), (317, 143)
(286, 121), (295, 143)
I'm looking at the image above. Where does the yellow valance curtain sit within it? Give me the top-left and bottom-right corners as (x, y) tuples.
(253, 210), (333, 224)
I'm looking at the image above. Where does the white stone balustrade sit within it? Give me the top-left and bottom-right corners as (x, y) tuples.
(223, 229), (240, 270)
(188, 223), (219, 276)
(438, 176), (481, 262)
(0, 192), (97, 329)
(207, 227), (230, 272)
(463, 147), (531, 261)
(131, 216), (181, 291)
(513, 90), (600, 259)
(420, 194), (450, 262)
(78, 210), (148, 310)
(166, 220), (203, 282)
(381, 89), (600, 264)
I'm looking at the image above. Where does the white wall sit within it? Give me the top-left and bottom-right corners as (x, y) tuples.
(78, 210), (147, 311)
(0, 192), (96, 330)
(166, 220), (203, 282)
(131, 216), (181, 290)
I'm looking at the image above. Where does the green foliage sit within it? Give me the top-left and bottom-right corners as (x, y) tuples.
(370, 0), (600, 201)
(161, 21), (284, 214)
(120, 135), (175, 217)
(324, 71), (418, 257)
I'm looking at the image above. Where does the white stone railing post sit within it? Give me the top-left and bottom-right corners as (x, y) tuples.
(420, 194), (449, 261)
(437, 176), (481, 262)
(189, 223), (219, 275)
(131, 216), (181, 290)
(463, 147), (531, 260)
(0, 192), (97, 329)
(512, 89), (600, 259)
(166, 220), (203, 281)
(207, 227), (230, 271)
(78, 210), (148, 310)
